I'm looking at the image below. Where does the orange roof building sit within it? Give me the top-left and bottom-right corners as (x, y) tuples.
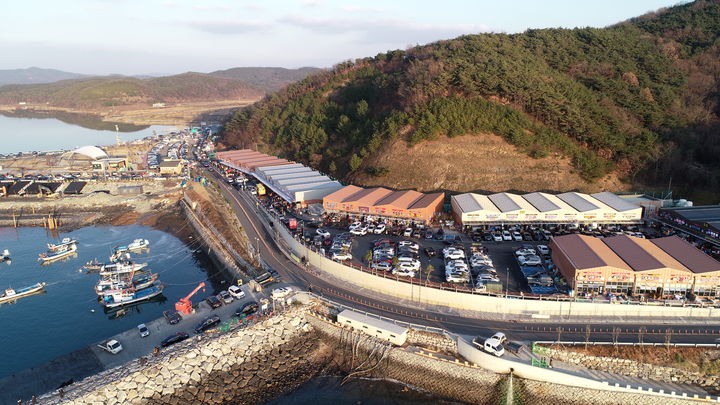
(323, 185), (444, 224)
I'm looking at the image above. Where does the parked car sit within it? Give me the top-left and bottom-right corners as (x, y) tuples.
(373, 224), (386, 234)
(517, 255), (542, 266)
(205, 296), (222, 309)
(137, 323), (150, 338)
(194, 315), (221, 333)
(228, 285), (246, 299)
(424, 247), (436, 257)
(161, 332), (190, 348)
(316, 228), (331, 238)
(235, 301), (259, 318)
(403, 228), (413, 237)
(425, 229), (434, 239)
(492, 232), (503, 242)
(163, 310), (182, 325)
(536, 245), (550, 255)
(512, 231), (523, 241)
(218, 290), (233, 304)
(271, 286), (293, 299)
(372, 262), (393, 271)
(331, 251), (352, 261)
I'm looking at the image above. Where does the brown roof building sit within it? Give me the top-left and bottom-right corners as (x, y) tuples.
(323, 185), (444, 224)
(550, 234), (633, 291)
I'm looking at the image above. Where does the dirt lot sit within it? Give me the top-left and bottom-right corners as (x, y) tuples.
(352, 134), (629, 194)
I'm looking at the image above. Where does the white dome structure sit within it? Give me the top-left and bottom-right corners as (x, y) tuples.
(67, 146), (108, 160)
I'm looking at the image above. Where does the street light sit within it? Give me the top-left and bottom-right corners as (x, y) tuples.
(505, 267), (509, 298)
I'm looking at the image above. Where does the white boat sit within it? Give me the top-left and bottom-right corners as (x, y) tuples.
(38, 242), (77, 262)
(1, 249), (10, 262)
(47, 238), (77, 252)
(99, 262), (148, 276)
(95, 271), (159, 295)
(113, 239), (150, 256)
(0, 282), (46, 304)
(101, 283), (164, 308)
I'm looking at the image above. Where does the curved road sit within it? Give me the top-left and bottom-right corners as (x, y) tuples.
(202, 167), (720, 345)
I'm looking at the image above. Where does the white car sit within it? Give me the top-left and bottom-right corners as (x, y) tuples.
(137, 324), (150, 338)
(536, 245), (550, 255)
(515, 248), (536, 257)
(392, 267), (415, 278)
(316, 229), (331, 238)
(512, 231), (523, 241)
(502, 230), (512, 241)
(397, 260), (420, 270)
(373, 224), (386, 234)
(372, 262), (392, 271)
(271, 287), (293, 299)
(398, 240), (419, 250)
(444, 249), (465, 260)
(403, 228), (413, 237)
(492, 232), (503, 242)
(331, 251), (352, 261)
(228, 285), (246, 299)
(518, 255), (542, 266)
(446, 271), (469, 283)
(350, 227), (367, 236)
(348, 221), (362, 231)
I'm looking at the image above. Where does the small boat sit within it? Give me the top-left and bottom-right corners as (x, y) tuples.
(112, 239), (150, 256)
(100, 283), (164, 308)
(47, 238), (77, 252)
(99, 261), (147, 276)
(81, 258), (103, 273)
(95, 272), (159, 295)
(1, 249), (10, 263)
(0, 282), (46, 304)
(39, 242), (77, 262)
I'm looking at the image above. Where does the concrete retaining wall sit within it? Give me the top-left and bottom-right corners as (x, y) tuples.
(271, 215), (718, 319)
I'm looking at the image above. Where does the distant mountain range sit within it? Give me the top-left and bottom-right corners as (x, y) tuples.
(0, 67), (321, 109)
(0, 67), (88, 85)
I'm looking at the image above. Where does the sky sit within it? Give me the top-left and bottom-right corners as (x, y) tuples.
(0, 0), (683, 76)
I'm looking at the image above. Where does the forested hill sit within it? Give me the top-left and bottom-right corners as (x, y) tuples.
(0, 73), (265, 109)
(208, 67), (321, 92)
(222, 0), (720, 200)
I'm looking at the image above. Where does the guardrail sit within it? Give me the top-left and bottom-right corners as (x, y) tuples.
(532, 340), (720, 348)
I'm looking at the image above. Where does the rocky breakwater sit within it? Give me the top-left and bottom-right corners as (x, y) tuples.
(42, 307), (331, 405)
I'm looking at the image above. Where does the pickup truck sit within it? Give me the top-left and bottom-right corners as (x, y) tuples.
(97, 339), (123, 354)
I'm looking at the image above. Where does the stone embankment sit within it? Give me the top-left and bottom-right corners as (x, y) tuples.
(406, 329), (458, 355)
(40, 307), (330, 405)
(543, 347), (720, 394)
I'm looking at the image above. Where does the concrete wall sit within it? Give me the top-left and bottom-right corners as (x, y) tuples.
(269, 215), (719, 319)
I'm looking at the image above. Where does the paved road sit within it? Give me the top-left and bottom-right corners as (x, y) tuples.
(202, 167), (720, 345)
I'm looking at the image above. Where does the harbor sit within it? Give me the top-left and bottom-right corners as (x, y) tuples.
(0, 224), (225, 380)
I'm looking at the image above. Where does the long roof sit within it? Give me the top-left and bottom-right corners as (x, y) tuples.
(255, 163), (305, 174)
(557, 192), (599, 212)
(324, 185), (363, 203)
(523, 192), (560, 212)
(591, 192), (641, 212)
(351, 187), (393, 205)
(285, 181), (342, 192)
(489, 193), (521, 212)
(665, 205), (720, 222)
(410, 193), (444, 210)
(275, 175), (331, 186)
(338, 310), (407, 335)
(651, 236), (720, 274)
(551, 234), (631, 271)
(603, 235), (690, 273)
(376, 190), (424, 209)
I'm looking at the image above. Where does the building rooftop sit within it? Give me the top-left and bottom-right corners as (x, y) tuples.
(488, 193), (521, 212)
(603, 235), (690, 273)
(338, 310), (407, 336)
(557, 192), (599, 212)
(651, 236), (720, 274)
(664, 205), (720, 222)
(551, 234), (631, 271)
(523, 192), (560, 212)
(591, 192), (641, 212)
(323, 185), (363, 203)
(376, 190), (424, 209)
(410, 192), (444, 210)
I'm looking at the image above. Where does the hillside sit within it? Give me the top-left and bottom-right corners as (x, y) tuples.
(0, 67), (87, 85)
(222, 0), (720, 202)
(0, 73), (265, 109)
(209, 67), (321, 92)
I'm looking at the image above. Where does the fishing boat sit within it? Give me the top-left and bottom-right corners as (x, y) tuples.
(99, 261), (148, 276)
(0, 282), (46, 304)
(38, 242), (77, 262)
(47, 238), (77, 252)
(1, 249), (10, 263)
(119, 239), (150, 253)
(95, 271), (159, 295)
(81, 258), (103, 273)
(100, 283), (164, 308)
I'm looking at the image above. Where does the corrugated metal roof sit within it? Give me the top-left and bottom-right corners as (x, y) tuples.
(256, 163), (305, 174)
(452, 194), (482, 213)
(666, 206), (720, 222)
(651, 236), (720, 274)
(603, 235), (679, 272)
(352, 188), (393, 205)
(591, 192), (640, 212)
(409, 193), (444, 210)
(551, 234), (631, 271)
(557, 192), (599, 212)
(262, 167), (314, 177)
(323, 185), (363, 203)
(506, 193), (538, 212)
(338, 310), (407, 335)
(269, 171), (324, 182)
(489, 193), (521, 212)
(376, 190), (424, 209)
(275, 175), (331, 186)
(523, 192), (560, 212)
(285, 181), (341, 192)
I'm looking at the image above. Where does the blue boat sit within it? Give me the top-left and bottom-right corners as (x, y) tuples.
(95, 271), (159, 295)
(0, 282), (46, 304)
(101, 283), (164, 308)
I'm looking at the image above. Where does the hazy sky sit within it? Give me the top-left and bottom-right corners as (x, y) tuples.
(1, 0), (681, 75)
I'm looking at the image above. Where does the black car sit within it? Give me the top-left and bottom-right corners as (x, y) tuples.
(163, 310), (182, 325)
(235, 301), (259, 318)
(205, 296), (222, 309)
(161, 332), (190, 347)
(424, 247), (436, 257)
(483, 232), (493, 241)
(194, 315), (221, 333)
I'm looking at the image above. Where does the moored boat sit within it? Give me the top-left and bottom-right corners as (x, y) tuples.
(100, 283), (164, 308)
(0, 282), (46, 304)
(38, 242), (77, 262)
(81, 258), (103, 272)
(1, 249), (10, 263)
(95, 271), (159, 295)
(47, 238), (77, 252)
(99, 261), (148, 276)
(112, 239), (150, 256)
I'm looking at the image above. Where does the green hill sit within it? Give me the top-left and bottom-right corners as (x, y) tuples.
(209, 67), (321, 92)
(0, 72), (265, 108)
(0, 67), (88, 85)
(222, 0), (720, 201)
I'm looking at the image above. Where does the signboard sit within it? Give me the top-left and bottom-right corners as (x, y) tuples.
(288, 218), (297, 230)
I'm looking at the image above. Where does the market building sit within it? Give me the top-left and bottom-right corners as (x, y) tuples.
(550, 234), (720, 297)
(323, 185), (444, 224)
(658, 205), (720, 243)
(451, 191), (643, 227)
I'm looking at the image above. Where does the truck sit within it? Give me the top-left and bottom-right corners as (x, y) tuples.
(97, 339), (123, 354)
(256, 183), (266, 196)
(472, 332), (506, 357)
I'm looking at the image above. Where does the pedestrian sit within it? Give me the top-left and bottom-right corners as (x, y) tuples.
(59, 388), (64, 399)
(153, 346), (160, 356)
(31, 396), (37, 404)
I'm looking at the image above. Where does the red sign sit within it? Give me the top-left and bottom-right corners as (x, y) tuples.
(288, 218), (297, 230)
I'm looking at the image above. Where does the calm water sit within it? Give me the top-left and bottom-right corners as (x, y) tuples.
(0, 225), (228, 378)
(0, 114), (176, 154)
(267, 376), (466, 405)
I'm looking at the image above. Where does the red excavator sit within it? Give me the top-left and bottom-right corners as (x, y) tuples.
(175, 282), (206, 314)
